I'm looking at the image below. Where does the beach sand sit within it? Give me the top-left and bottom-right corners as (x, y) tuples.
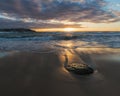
(0, 49), (120, 96)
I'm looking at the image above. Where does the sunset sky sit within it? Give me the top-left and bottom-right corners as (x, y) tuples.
(0, 0), (120, 32)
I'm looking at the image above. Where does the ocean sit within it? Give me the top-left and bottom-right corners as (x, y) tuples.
(0, 31), (120, 52)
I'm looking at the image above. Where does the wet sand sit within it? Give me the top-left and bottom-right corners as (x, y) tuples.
(0, 50), (120, 96)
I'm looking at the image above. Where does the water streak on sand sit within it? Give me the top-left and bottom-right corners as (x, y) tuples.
(0, 51), (19, 58)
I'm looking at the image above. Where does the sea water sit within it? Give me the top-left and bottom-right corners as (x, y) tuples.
(0, 31), (120, 52)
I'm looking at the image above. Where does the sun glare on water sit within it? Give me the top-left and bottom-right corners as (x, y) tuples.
(63, 28), (76, 32)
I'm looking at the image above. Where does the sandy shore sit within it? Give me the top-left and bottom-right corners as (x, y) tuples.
(0, 49), (120, 96)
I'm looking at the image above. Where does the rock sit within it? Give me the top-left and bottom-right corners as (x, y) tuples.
(66, 63), (94, 75)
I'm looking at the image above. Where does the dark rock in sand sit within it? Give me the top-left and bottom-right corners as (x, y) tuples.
(66, 63), (94, 75)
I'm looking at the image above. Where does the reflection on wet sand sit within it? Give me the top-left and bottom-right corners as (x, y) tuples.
(57, 41), (102, 71)
(0, 51), (19, 58)
(1, 40), (120, 96)
(0, 52), (73, 96)
(0, 47), (120, 96)
(57, 40), (120, 68)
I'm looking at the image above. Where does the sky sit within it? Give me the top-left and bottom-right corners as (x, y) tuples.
(0, 0), (120, 32)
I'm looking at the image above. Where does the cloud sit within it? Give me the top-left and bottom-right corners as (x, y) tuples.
(0, 18), (79, 28)
(0, 0), (120, 28)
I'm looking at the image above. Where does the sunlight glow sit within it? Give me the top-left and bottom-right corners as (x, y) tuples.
(63, 28), (76, 32)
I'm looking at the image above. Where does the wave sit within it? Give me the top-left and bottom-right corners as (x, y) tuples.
(0, 33), (119, 41)
(0, 32), (120, 50)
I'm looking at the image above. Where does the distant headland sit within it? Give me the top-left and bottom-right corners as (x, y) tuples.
(0, 28), (36, 32)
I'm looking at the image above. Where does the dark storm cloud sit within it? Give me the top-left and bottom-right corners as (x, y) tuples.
(0, 0), (120, 28)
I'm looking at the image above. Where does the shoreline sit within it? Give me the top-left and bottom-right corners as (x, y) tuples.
(0, 49), (120, 96)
